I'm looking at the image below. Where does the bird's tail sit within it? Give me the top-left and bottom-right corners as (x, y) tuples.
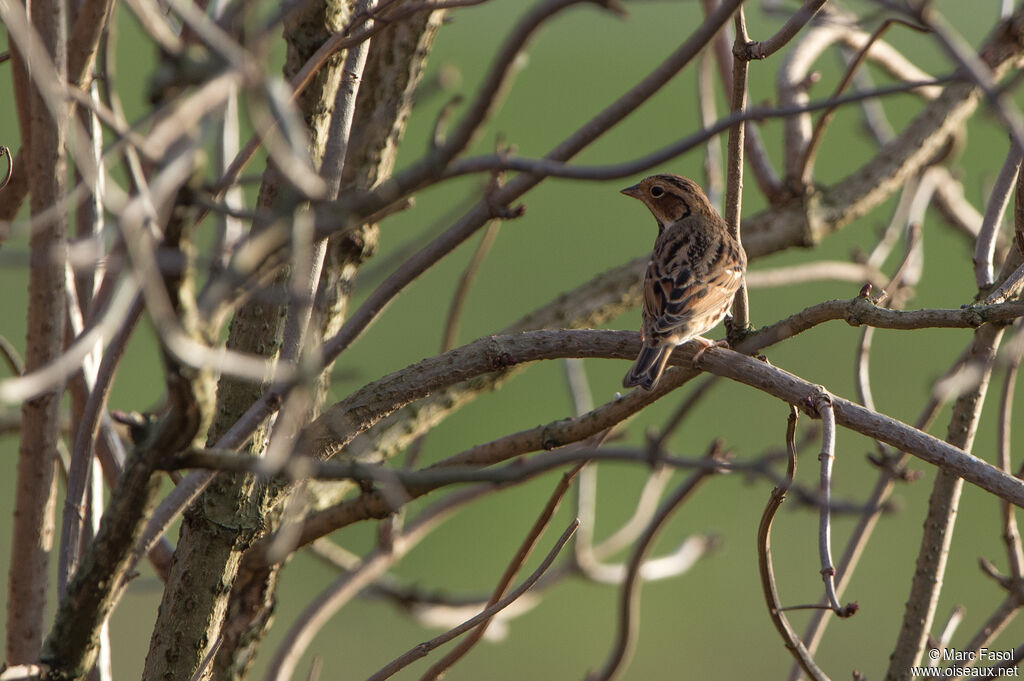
(622, 344), (672, 391)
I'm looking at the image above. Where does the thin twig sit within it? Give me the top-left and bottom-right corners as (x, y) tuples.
(986, 261), (1024, 304)
(176, 444), (889, 517)
(746, 261), (888, 290)
(854, 324), (877, 413)
(442, 220), (501, 350)
(975, 143), (1023, 288)
(417, 463), (586, 681)
(263, 484), (497, 681)
(364, 520), (579, 681)
(809, 391), (855, 617)
(952, 596), (1022, 676)
(911, 3), (1024, 155)
(997, 320), (1024, 580)
(58, 293), (144, 597)
(798, 18), (928, 187)
(587, 445), (727, 681)
(758, 407), (830, 681)
(935, 605), (966, 652)
(188, 636), (223, 681)
(652, 375), (719, 450)
(442, 78), (954, 183)
(842, 46), (895, 145)
(701, 0), (784, 202)
(982, 156), (1024, 304)
(724, 7), (750, 335)
(406, 213), (502, 467)
(697, 51), (724, 209)
(205, 0), (494, 201)
(744, 0), (830, 60)
(0, 280), (141, 404)
(789, 342), (968, 681)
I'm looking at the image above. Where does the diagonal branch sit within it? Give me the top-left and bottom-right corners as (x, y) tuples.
(278, 318), (1024, 554)
(884, 323), (1005, 679)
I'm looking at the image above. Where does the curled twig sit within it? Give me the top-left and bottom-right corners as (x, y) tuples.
(758, 407), (831, 681)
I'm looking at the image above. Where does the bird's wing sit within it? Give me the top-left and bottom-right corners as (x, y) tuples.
(642, 231), (745, 339)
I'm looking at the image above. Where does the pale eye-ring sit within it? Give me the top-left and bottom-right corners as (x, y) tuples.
(650, 185), (665, 198)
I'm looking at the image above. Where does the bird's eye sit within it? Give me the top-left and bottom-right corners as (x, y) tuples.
(650, 186), (665, 198)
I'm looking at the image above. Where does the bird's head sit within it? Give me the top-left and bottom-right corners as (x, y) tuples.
(620, 174), (714, 228)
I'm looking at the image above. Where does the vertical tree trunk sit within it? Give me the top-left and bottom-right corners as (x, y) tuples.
(139, 0), (350, 677)
(6, 0), (68, 664)
(211, 10), (447, 680)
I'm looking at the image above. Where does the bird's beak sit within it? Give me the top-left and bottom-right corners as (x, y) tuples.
(620, 183), (643, 199)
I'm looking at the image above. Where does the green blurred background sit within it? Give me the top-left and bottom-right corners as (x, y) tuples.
(2, 0), (1024, 678)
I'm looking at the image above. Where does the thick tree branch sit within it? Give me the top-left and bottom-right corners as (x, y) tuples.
(303, 299), (1024, 462)
(274, 314), (1024, 553)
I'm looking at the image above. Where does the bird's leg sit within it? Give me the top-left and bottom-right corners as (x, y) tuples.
(690, 337), (729, 367)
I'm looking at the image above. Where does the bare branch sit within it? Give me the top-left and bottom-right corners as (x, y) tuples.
(3, 1), (1024, 676)
(58, 294), (144, 597)
(777, 17), (940, 182)
(442, 79), (953, 183)
(303, 299), (1024, 461)
(694, 339), (1024, 508)
(7, 0), (68, 659)
(587, 446), (726, 681)
(954, 596), (1023, 675)
(417, 463), (584, 681)
(759, 407), (831, 681)
(999, 321), (1024, 580)
(885, 323), (1004, 679)
(442, 220), (501, 350)
(798, 18), (929, 187)
(743, 0), (830, 61)
(975, 143), (1023, 288)
(910, 4), (1024, 154)
(0, 281), (141, 404)
(936, 605), (966, 653)
(701, 0), (785, 202)
(724, 7), (751, 335)
(365, 520), (579, 681)
(746, 261), (888, 290)
(43, 372), (206, 678)
(263, 483), (510, 681)
(808, 391), (855, 618)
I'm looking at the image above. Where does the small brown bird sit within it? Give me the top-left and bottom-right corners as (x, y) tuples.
(621, 174), (747, 391)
